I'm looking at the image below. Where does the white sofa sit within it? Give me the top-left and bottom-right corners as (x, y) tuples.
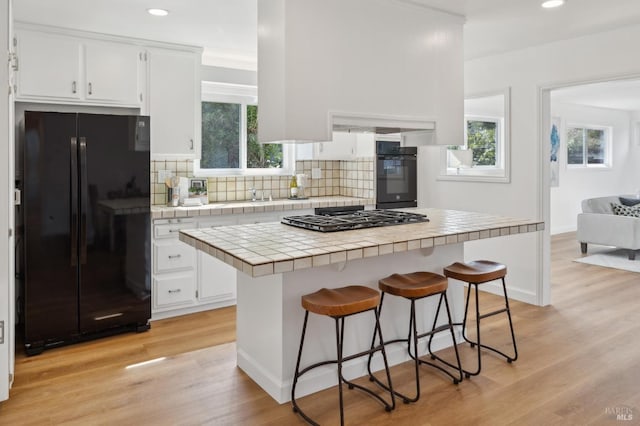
(577, 195), (640, 260)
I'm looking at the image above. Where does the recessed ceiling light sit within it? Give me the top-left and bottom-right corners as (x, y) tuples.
(147, 8), (169, 17)
(541, 0), (565, 8)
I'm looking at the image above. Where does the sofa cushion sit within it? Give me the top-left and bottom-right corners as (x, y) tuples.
(619, 196), (640, 207)
(611, 203), (640, 217)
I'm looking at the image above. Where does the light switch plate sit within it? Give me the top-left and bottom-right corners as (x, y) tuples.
(311, 168), (322, 179)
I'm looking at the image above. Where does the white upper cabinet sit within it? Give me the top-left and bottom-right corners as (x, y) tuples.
(15, 30), (82, 101)
(147, 47), (201, 157)
(313, 132), (375, 160)
(14, 26), (145, 107)
(84, 41), (143, 105)
(257, 0), (463, 145)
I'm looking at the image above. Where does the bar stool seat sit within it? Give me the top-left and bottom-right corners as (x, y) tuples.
(368, 272), (463, 404)
(302, 286), (380, 317)
(292, 285), (395, 426)
(441, 260), (518, 379)
(443, 260), (507, 283)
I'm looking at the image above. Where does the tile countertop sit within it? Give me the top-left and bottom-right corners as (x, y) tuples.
(179, 208), (545, 278)
(151, 196), (375, 219)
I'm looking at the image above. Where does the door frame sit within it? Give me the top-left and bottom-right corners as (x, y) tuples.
(1, 0), (14, 402)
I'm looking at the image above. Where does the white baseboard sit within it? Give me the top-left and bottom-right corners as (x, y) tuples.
(237, 328), (463, 405)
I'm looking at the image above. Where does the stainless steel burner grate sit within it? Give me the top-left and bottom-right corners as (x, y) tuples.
(281, 209), (429, 232)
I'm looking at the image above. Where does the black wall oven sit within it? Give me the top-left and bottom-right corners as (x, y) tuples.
(376, 141), (417, 209)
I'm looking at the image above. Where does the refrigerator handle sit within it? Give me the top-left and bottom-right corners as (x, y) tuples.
(80, 137), (88, 265)
(70, 137), (78, 266)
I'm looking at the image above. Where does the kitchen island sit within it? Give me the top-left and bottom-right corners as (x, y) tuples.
(180, 208), (544, 403)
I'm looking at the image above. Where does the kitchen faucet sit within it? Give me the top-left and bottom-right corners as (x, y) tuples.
(248, 188), (257, 202)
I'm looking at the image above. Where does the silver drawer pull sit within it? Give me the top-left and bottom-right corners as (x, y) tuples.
(169, 229), (180, 233)
(168, 289), (181, 294)
(168, 254), (182, 259)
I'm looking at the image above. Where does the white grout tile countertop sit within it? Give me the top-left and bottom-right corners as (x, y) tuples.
(179, 208), (545, 278)
(151, 196), (375, 219)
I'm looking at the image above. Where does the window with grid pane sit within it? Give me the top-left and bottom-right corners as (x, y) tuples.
(567, 126), (609, 167)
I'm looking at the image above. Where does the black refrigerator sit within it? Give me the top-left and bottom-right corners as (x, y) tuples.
(22, 111), (151, 355)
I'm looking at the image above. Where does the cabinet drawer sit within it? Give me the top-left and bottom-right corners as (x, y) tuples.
(154, 241), (195, 273)
(154, 273), (195, 308)
(154, 218), (195, 238)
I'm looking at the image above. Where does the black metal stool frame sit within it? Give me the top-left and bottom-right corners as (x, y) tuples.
(431, 276), (518, 378)
(291, 307), (395, 426)
(367, 290), (463, 404)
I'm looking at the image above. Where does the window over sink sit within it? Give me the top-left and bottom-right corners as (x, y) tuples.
(195, 82), (295, 176)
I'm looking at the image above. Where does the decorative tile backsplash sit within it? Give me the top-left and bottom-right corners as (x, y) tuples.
(150, 158), (375, 206)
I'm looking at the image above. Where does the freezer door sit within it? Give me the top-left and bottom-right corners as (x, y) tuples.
(23, 111), (80, 348)
(77, 114), (151, 334)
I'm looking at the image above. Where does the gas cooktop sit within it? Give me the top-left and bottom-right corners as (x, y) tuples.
(281, 207), (429, 232)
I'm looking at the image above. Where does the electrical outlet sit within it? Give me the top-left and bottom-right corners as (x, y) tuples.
(311, 168), (322, 179)
(157, 169), (172, 183)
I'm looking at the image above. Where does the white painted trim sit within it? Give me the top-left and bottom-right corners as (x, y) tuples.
(538, 87), (551, 307)
(476, 282), (538, 306)
(550, 225), (577, 236)
(14, 21), (203, 52)
(537, 71), (640, 307)
(1, 0), (12, 402)
(151, 154), (195, 161)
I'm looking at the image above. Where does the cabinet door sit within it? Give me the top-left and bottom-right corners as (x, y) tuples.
(16, 30), (82, 100)
(85, 41), (142, 105)
(314, 132), (357, 160)
(149, 48), (200, 156)
(154, 240), (196, 273)
(153, 273), (197, 310)
(197, 250), (237, 303)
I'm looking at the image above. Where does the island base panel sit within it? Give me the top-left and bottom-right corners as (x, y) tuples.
(236, 244), (465, 403)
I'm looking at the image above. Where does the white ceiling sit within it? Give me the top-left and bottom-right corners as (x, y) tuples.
(12, 0), (640, 110)
(13, 0), (640, 68)
(551, 79), (640, 112)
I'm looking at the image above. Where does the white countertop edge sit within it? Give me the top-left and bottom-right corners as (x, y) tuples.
(179, 208), (545, 278)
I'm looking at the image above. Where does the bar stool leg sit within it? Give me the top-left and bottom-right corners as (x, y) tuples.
(370, 291), (462, 404)
(292, 311), (320, 425)
(501, 278), (518, 362)
(458, 278), (518, 378)
(336, 317), (345, 426)
(425, 293), (463, 384)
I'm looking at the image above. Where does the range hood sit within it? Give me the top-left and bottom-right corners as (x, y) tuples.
(257, 0), (463, 146)
(330, 112), (437, 146)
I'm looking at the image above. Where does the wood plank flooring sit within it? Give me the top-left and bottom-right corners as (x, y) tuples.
(1, 232), (639, 425)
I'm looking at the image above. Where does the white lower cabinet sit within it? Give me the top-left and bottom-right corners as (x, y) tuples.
(152, 218), (197, 315)
(152, 209), (315, 319)
(197, 251), (237, 303)
(154, 272), (196, 307)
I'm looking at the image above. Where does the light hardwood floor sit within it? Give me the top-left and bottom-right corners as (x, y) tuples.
(1, 232), (639, 425)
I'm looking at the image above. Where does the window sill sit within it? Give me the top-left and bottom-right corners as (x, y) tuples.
(566, 165), (612, 171)
(193, 167), (294, 178)
(437, 169), (510, 183)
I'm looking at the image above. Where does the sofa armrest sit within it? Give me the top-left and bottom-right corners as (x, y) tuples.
(577, 213), (640, 250)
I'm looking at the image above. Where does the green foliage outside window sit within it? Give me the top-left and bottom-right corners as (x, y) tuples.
(201, 102), (283, 170)
(467, 120), (497, 166)
(246, 105), (283, 168)
(201, 102), (240, 169)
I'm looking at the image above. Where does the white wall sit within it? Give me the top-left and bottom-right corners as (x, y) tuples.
(549, 103), (640, 234)
(420, 24), (640, 305)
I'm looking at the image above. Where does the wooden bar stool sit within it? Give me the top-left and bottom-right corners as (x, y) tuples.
(291, 285), (395, 426)
(441, 260), (518, 378)
(367, 272), (463, 404)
